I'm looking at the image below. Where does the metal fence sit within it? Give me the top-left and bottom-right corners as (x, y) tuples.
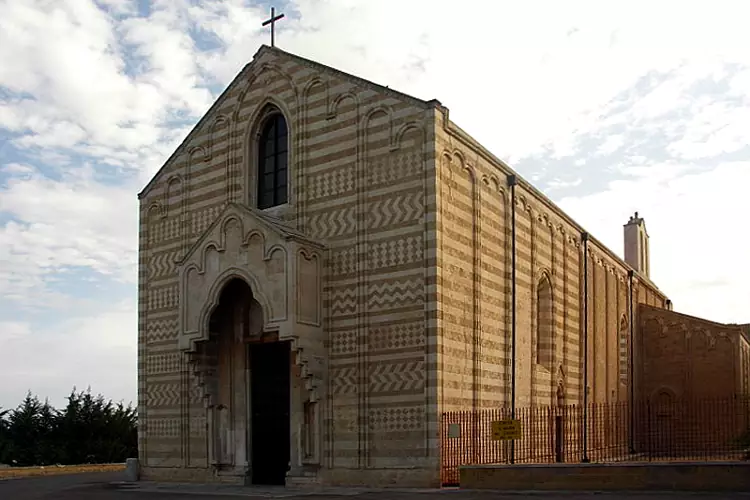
(440, 396), (750, 486)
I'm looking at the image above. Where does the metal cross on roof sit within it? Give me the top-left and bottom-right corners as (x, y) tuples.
(262, 7), (285, 47)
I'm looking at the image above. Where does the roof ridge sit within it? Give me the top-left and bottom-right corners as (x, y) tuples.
(259, 45), (441, 109)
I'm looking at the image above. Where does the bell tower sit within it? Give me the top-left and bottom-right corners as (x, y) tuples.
(624, 212), (650, 278)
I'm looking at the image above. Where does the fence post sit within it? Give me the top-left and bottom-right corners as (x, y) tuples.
(555, 414), (563, 463)
(646, 400), (652, 462)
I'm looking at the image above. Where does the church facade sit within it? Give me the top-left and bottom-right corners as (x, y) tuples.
(137, 45), (671, 487)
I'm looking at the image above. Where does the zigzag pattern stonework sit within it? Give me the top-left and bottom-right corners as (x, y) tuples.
(368, 360), (425, 395)
(306, 205), (358, 240)
(367, 277), (424, 313)
(148, 249), (181, 281)
(146, 382), (181, 408)
(329, 285), (358, 316)
(366, 190), (424, 231)
(145, 317), (178, 344)
(330, 366), (358, 395)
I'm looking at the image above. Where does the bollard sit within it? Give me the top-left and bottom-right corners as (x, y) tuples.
(124, 458), (139, 482)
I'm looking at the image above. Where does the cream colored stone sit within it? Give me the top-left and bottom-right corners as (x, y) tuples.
(177, 202), (325, 355)
(138, 44), (745, 489)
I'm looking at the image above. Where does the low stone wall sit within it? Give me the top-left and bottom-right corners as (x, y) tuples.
(0, 463), (125, 480)
(139, 466), (244, 484)
(322, 466), (440, 488)
(141, 465), (441, 488)
(460, 462), (750, 492)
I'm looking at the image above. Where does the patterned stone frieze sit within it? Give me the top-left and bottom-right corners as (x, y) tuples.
(367, 277), (424, 312)
(367, 235), (423, 270)
(366, 190), (424, 231)
(367, 406), (424, 432)
(330, 366), (358, 395)
(368, 322), (425, 351)
(146, 383), (181, 408)
(368, 360), (425, 394)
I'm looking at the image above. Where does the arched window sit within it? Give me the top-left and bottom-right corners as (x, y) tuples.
(257, 113), (288, 209)
(536, 275), (554, 368)
(619, 315), (629, 384)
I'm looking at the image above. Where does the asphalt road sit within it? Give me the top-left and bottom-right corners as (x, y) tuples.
(2, 472), (750, 499)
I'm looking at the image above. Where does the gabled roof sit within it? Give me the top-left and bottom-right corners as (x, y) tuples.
(641, 304), (748, 338)
(177, 202), (326, 267)
(137, 45), (441, 200)
(263, 45), (440, 109)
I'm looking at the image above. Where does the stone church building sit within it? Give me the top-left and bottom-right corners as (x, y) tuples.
(137, 46), (749, 487)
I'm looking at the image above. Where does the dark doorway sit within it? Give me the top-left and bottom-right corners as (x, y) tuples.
(249, 341), (291, 485)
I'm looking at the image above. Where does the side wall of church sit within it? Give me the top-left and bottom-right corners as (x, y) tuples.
(434, 112), (669, 417)
(138, 49), (439, 485)
(636, 304), (744, 401)
(742, 334), (750, 397)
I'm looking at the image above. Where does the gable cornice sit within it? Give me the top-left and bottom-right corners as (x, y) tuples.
(137, 45), (442, 201)
(261, 45), (441, 110)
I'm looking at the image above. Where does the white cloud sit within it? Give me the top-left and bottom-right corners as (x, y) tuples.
(1, 0), (750, 407)
(0, 321), (31, 342)
(0, 301), (136, 409)
(0, 164), (138, 310)
(559, 161), (750, 323)
(1, 163), (34, 175)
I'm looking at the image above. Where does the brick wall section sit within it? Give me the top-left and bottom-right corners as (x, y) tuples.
(636, 304), (746, 400)
(460, 462), (750, 492)
(738, 325), (750, 397)
(434, 109), (669, 417)
(741, 331), (750, 396)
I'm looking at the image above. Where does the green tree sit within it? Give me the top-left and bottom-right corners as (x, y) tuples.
(0, 407), (10, 464)
(5, 392), (44, 466)
(0, 388), (137, 467)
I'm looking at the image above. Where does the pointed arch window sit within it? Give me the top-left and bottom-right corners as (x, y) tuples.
(257, 113), (288, 210)
(619, 315), (629, 384)
(536, 275), (554, 368)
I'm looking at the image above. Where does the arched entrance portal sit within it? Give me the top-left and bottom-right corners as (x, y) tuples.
(177, 205), (326, 484)
(205, 278), (291, 485)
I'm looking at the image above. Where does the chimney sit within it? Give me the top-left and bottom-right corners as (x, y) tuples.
(623, 211), (650, 278)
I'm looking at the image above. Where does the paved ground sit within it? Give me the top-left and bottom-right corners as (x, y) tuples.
(2, 472), (750, 499)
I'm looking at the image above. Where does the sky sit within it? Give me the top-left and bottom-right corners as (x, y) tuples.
(1, 0), (749, 410)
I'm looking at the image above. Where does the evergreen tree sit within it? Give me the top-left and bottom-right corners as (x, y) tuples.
(0, 407), (9, 464)
(0, 388), (137, 467)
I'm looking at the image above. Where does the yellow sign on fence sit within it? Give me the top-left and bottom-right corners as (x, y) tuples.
(447, 423), (461, 438)
(490, 419), (522, 440)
